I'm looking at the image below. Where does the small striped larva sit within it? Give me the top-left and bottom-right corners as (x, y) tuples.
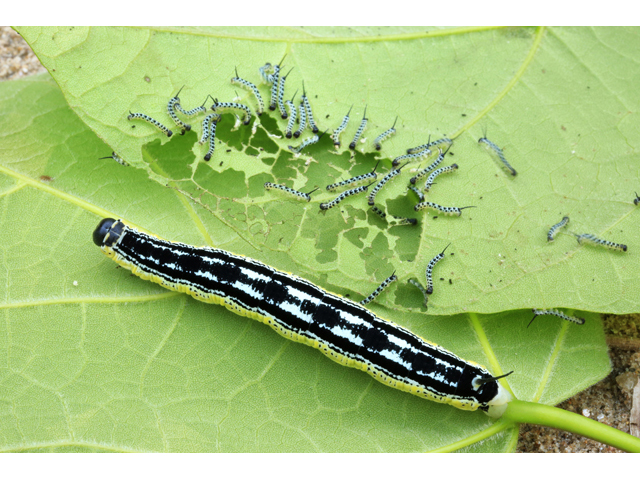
(173, 88), (208, 117)
(198, 113), (220, 146)
(232, 67), (265, 116)
(370, 205), (417, 226)
(407, 186), (425, 202)
(359, 272), (397, 306)
(294, 102), (307, 138)
(301, 81), (319, 133)
(204, 116), (219, 161)
(392, 149), (431, 167)
(414, 202), (476, 216)
(320, 182), (373, 211)
(407, 137), (453, 155)
(408, 279), (428, 308)
(424, 163), (458, 191)
(259, 63), (274, 83)
(288, 130), (327, 154)
(374, 116), (398, 150)
(99, 152), (129, 167)
(367, 163), (408, 206)
(325, 162), (379, 192)
(529, 309), (585, 327)
(388, 217), (418, 226)
(408, 148), (448, 185)
(269, 64), (282, 111)
(331, 105), (352, 147)
(278, 67), (294, 119)
(575, 233), (627, 252)
(426, 244), (450, 295)
(167, 86), (191, 134)
(547, 216), (569, 242)
(211, 99), (252, 125)
(264, 182), (318, 202)
(349, 106), (368, 150)
(127, 112), (173, 137)
(478, 132), (517, 177)
(285, 90), (298, 139)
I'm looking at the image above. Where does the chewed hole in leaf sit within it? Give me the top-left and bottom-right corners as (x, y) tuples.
(135, 99), (422, 273)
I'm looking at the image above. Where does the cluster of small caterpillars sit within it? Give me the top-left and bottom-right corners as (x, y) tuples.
(113, 60), (632, 329)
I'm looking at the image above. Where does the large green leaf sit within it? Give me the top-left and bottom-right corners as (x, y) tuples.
(0, 26), (631, 451)
(17, 26), (640, 314)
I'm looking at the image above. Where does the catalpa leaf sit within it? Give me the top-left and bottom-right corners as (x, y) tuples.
(17, 26), (639, 314)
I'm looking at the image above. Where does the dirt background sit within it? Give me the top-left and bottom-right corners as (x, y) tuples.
(1, 26), (639, 453)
